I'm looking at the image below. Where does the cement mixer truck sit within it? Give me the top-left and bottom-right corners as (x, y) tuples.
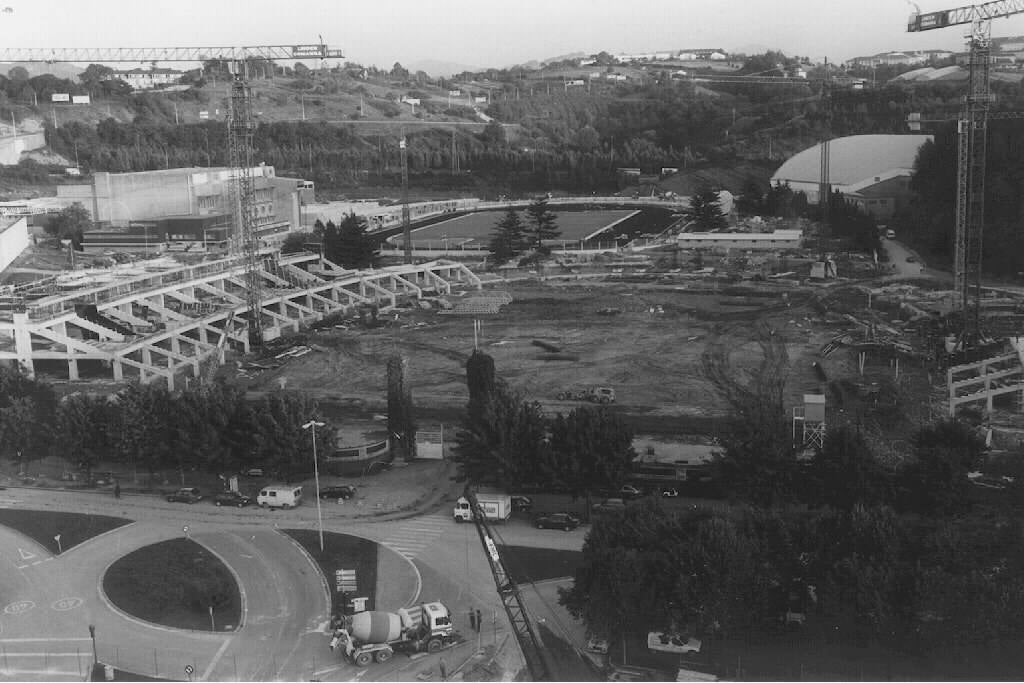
(329, 601), (456, 666)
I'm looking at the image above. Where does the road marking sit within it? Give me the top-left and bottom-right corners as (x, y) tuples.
(17, 548), (36, 561)
(200, 637), (231, 681)
(381, 514), (450, 559)
(0, 637), (92, 643)
(51, 597), (83, 611)
(3, 600), (34, 615)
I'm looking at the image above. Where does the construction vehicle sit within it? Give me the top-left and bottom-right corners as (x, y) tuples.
(453, 493), (511, 522)
(556, 386), (616, 403)
(329, 602), (456, 666)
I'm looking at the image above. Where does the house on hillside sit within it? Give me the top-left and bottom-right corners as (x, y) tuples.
(114, 67), (183, 90)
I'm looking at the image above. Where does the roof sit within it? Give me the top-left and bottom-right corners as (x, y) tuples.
(679, 229), (802, 241)
(771, 134), (932, 187)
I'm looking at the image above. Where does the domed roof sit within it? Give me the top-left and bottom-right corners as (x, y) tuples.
(771, 134), (933, 186)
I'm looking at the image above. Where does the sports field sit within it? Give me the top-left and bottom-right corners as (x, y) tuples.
(408, 209), (639, 247)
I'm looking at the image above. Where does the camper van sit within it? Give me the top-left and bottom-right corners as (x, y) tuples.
(257, 485), (304, 509)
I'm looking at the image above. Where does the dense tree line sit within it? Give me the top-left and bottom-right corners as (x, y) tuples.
(453, 350), (634, 496)
(0, 366), (334, 483)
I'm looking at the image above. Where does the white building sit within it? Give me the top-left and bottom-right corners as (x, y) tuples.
(677, 229), (802, 251)
(114, 67), (183, 90)
(0, 216), (29, 272)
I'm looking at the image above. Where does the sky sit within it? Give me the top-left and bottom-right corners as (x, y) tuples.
(11, 0), (1024, 72)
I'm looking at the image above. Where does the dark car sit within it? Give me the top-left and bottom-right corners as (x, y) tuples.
(212, 491), (253, 507)
(619, 484), (644, 499)
(166, 487), (202, 504)
(592, 498), (626, 513)
(511, 495), (533, 512)
(319, 485), (356, 500)
(534, 512), (580, 531)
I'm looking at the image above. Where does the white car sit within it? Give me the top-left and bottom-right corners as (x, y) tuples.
(586, 636), (610, 654)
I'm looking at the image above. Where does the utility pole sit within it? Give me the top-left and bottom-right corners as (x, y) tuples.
(400, 131), (411, 264)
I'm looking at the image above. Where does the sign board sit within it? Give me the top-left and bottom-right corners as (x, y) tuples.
(448, 90), (461, 96)
(72, 95), (90, 105)
(51, 93), (69, 102)
(335, 569), (357, 593)
(198, 110), (209, 120)
(291, 44), (326, 58)
(474, 96), (487, 104)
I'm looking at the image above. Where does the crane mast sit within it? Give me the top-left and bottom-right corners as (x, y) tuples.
(464, 489), (550, 681)
(908, 1), (1024, 344)
(6, 41), (343, 348)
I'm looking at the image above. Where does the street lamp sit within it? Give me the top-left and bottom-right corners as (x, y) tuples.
(302, 419), (326, 552)
(88, 624), (97, 665)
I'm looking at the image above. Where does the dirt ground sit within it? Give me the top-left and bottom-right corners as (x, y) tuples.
(235, 278), (841, 436)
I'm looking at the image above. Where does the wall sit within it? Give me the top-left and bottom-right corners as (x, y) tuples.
(0, 132), (46, 166)
(0, 217), (29, 272)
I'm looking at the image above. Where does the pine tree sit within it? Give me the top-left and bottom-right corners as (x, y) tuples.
(387, 355), (417, 462)
(488, 207), (526, 263)
(335, 212), (379, 269)
(525, 197), (560, 252)
(685, 187), (728, 231)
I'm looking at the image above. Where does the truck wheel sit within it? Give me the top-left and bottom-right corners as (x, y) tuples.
(454, 516), (463, 523)
(426, 638), (443, 653)
(354, 652), (373, 667)
(375, 648), (393, 663)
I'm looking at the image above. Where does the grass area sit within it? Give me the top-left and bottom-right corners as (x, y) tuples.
(0, 508), (131, 554)
(103, 538), (241, 632)
(496, 545), (584, 584)
(282, 530), (378, 614)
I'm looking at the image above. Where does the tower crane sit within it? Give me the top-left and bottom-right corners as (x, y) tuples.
(464, 488), (551, 681)
(908, 1), (1024, 345)
(1, 42), (344, 347)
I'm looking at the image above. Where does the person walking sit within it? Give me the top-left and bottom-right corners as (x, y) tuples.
(468, 609), (477, 631)
(114, 480), (121, 499)
(476, 609), (482, 632)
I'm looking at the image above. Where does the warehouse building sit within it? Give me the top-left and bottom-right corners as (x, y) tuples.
(770, 134), (932, 219)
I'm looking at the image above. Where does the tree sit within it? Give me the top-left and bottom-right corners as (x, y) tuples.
(487, 207), (527, 263)
(480, 121), (506, 147)
(7, 66), (28, 82)
(46, 203), (91, 248)
(79, 64), (115, 89)
(332, 212), (379, 269)
(524, 197), (560, 252)
(387, 355), (417, 462)
(702, 323), (799, 507)
(546, 406), (635, 499)
(808, 426), (892, 510)
(903, 418), (985, 514)
(685, 187), (728, 231)
(281, 231), (318, 254)
(391, 62), (409, 80)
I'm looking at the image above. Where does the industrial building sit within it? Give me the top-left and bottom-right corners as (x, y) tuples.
(770, 134), (932, 219)
(59, 165), (310, 246)
(677, 228), (802, 251)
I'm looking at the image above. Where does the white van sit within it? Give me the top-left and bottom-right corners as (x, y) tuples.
(257, 485), (303, 509)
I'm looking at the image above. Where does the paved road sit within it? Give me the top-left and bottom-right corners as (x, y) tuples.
(0, 488), (581, 681)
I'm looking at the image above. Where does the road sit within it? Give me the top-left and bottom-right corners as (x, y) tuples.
(0, 487), (582, 681)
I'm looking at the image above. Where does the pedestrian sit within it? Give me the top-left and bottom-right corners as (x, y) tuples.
(468, 609), (477, 631)
(114, 481), (121, 499)
(476, 609), (482, 632)
(439, 658), (447, 682)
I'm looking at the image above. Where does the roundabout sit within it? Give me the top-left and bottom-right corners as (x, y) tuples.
(0, 508), (423, 681)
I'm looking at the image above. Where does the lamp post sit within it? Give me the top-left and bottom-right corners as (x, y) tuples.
(88, 624), (97, 665)
(302, 419), (326, 552)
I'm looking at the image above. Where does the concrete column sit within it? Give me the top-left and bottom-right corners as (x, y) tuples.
(12, 313), (34, 378)
(171, 337), (180, 355)
(67, 358), (79, 381)
(112, 359), (123, 381)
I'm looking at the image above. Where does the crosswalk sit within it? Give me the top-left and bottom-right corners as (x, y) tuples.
(379, 512), (451, 559)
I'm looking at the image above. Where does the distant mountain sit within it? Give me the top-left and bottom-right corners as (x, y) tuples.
(0, 62), (83, 80)
(407, 59), (483, 78)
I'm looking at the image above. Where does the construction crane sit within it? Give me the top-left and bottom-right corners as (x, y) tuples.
(464, 488), (550, 681)
(400, 130), (412, 264)
(2, 42), (344, 347)
(908, 1), (1024, 345)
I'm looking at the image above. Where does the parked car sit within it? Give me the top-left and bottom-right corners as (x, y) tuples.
(212, 491), (253, 507)
(318, 485), (356, 500)
(241, 467), (265, 477)
(592, 498), (626, 513)
(534, 512), (580, 531)
(586, 635), (610, 654)
(661, 488), (679, 498)
(511, 495), (533, 512)
(619, 484), (644, 499)
(166, 487), (202, 504)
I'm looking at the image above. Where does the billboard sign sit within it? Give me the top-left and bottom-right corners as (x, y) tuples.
(72, 95), (90, 105)
(291, 44), (326, 58)
(199, 110), (209, 120)
(51, 93), (70, 102)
